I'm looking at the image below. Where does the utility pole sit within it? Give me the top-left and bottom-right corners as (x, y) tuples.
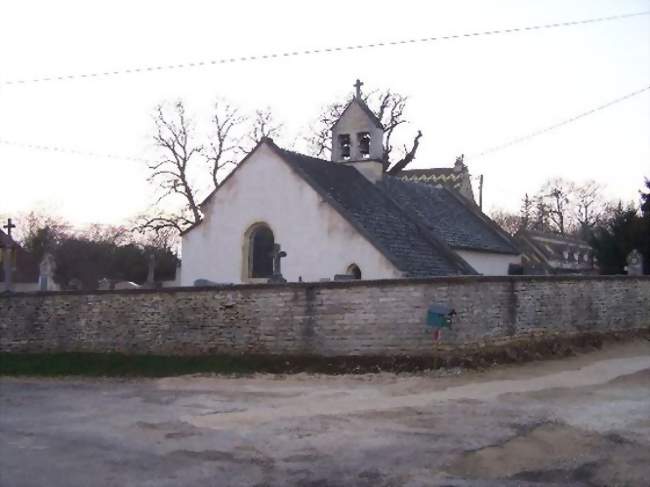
(478, 174), (484, 211)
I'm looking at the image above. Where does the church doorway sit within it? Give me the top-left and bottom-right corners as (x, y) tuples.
(246, 223), (275, 279)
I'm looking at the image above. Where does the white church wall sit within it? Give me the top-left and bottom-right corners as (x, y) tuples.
(181, 142), (402, 285)
(456, 249), (521, 276)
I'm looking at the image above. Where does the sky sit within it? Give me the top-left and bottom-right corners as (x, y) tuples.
(1, 0), (649, 228)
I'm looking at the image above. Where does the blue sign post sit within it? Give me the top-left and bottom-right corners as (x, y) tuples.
(426, 304), (455, 342)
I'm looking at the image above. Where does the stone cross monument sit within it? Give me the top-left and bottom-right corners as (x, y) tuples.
(3, 218), (16, 293)
(38, 253), (56, 291)
(626, 249), (644, 276)
(268, 243), (287, 283)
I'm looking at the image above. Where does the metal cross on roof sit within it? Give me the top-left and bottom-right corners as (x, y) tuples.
(354, 79), (364, 99)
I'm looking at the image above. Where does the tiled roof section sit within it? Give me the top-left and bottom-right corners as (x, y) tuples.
(274, 148), (473, 277)
(515, 230), (595, 273)
(379, 177), (520, 254)
(397, 168), (465, 191)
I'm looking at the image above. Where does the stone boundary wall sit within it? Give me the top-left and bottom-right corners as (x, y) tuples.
(1, 276), (649, 356)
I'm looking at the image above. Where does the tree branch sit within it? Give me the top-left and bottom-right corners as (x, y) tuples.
(386, 130), (423, 175)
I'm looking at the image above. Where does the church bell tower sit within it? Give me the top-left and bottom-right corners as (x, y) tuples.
(331, 80), (385, 164)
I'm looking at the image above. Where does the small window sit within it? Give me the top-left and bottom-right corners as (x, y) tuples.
(338, 134), (351, 160)
(249, 225), (274, 278)
(358, 132), (371, 158)
(347, 264), (362, 280)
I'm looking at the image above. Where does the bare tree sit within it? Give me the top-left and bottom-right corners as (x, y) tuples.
(490, 209), (524, 235)
(84, 224), (131, 246)
(307, 89), (423, 173)
(205, 100), (245, 188)
(540, 178), (576, 234)
(238, 109), (283, 154)
(532, 195), (551, 232)
(308, 100), (347, 158)
(252, 109), (283, 143)
(140, 100), (283, 237)
(574, 180), (604, 230)
(524, 178), (607, 236)
(141, 101), (204, 234)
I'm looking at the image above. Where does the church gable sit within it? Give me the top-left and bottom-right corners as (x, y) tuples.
(180, 140), (404, 284)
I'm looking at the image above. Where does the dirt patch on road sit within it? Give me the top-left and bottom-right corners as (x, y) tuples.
(447, 423), (607, 478)
(446, 421), (649, 485)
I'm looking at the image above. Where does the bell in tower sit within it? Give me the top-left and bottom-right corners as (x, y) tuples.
(330, 80), (385, 163)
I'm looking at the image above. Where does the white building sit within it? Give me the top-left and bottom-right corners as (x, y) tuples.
(181, 86), (521, 285)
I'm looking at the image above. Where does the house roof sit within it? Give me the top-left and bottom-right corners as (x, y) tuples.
(514, 229), (595, 273)
(331, 97), (384, 130)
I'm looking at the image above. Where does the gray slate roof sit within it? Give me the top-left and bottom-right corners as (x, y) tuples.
(276, 148), (474, 277)
(380, 177), (519, 254)
(190, 139), (520, 277)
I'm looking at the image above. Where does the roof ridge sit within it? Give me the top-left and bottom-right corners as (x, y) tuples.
(275, 147), (334, 165)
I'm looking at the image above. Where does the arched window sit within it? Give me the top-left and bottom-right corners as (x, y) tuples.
(357, 132), (371, 158)
(338, 134), (351, 160)
(347, 264), (362, 280)
(247, 224), (275, 278)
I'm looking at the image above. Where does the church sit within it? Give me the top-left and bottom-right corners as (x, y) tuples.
(180, 83), (521, 285)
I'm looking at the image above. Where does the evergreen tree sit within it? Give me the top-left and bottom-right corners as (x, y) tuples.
(589, 202), (645, 274)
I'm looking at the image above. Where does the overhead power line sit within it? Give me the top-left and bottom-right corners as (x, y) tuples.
(2, 84), (649, 164)
(471, 84), (650, 158)
(0, 139), (151, 163)
(2, 10), (648, 87)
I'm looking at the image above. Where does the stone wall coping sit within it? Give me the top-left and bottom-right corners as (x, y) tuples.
(1, 274), (648, 299)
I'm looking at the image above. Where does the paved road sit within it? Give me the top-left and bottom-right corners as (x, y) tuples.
(1, 341), (649, 486)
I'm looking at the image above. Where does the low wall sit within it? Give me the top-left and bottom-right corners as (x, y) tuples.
(1, 276), (649, 356)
